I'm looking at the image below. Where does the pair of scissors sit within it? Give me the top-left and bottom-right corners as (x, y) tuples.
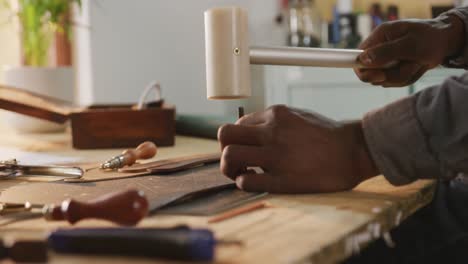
(0, 159), (83, 180)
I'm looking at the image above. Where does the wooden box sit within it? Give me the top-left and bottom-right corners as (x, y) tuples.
(0, 85), (175, 149)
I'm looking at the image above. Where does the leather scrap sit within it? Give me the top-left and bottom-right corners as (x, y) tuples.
(0, 164), (234, 212)
(120, 153), (221, 173)
(65, 153), (221, 183)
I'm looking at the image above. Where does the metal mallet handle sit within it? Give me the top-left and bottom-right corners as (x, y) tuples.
(250, 46), (362, 68)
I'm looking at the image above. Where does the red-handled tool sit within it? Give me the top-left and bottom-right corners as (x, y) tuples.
(0, 189), (149, 226)
(43, 189), (149, 226)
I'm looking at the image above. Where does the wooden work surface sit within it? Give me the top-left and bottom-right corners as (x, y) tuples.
(0, 129), (436, 264)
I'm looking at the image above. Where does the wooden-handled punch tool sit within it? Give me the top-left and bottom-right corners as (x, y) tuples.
(87, 141), (158, 172)
(0, 189), (149, 226)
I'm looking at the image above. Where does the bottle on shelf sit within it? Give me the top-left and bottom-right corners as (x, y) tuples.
(370, 3), (384, 29)
(386, 5), (399, 21)
(302, 0), (322, 47)
(287, 0), (321, 47)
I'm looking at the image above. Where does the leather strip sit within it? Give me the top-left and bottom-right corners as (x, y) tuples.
(65, 153), (221, 183)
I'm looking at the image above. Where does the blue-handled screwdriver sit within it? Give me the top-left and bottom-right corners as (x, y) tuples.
(48, 226), (241, 261)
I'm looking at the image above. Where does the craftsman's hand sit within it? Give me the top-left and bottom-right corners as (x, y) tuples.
(354, 14), (465, 87)
(218, 105), (379, 193)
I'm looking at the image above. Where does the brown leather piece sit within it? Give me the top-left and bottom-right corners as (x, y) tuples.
(0, 85), (75, 123)
(0, 85), (175, 149)
(65, 153), (221, 183)
(120, 153), (221, 173)
(0, 164), (234, 211)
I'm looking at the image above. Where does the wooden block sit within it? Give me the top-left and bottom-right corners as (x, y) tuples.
(70, 104), (175, 149)
(0, 85), (176, 149)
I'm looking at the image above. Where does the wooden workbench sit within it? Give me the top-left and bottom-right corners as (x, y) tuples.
(0, 130), (435, 264)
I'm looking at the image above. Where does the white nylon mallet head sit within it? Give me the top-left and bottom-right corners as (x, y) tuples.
(204, 7), (251, 100)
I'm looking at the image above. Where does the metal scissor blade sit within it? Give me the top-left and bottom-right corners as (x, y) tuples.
(0, 211), (43, 226)
(0, 201), (44, 226)
(17, 165), (83, 179)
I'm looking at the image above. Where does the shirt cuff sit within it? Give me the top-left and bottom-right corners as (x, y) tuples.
(441, 8), (468, 68)
(362, 96), (441, 186)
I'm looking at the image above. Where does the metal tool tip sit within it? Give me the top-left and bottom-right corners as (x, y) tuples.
(100, 163), (110, 170)
(238, 106), (245, 119)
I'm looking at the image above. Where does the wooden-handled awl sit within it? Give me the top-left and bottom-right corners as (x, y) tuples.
(100, 141), (158, 170)
(43, 189), (149, 226)
(0, 189), (149, 226)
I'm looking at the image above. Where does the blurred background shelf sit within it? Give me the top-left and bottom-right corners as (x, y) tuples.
(263, 66), (465, 120)
(0, 0), (465, 121)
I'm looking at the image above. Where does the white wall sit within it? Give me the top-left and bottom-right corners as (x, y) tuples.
(74, 0), (279, 115)
(0, 8), (20, 81)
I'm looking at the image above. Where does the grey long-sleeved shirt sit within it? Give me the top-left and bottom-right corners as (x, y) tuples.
(362, 7), (468, 186)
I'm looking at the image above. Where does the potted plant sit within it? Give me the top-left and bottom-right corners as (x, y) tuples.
(1, 0), (81, 132)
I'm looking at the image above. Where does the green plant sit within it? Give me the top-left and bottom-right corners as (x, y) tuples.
(1, 0), (81, 66)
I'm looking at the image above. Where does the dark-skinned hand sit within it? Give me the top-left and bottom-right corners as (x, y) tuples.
(218, 105), (379, 194)
(354, 14), (464, 87)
